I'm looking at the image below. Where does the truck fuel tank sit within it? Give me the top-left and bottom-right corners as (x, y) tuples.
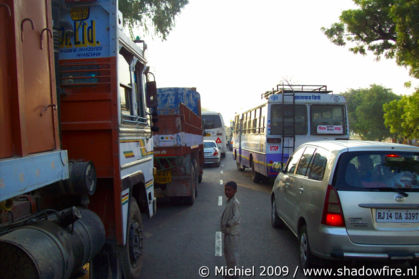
(0, 207), (105, 279)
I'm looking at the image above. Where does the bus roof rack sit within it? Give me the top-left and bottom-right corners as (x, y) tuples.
(261, 84), (332, 99)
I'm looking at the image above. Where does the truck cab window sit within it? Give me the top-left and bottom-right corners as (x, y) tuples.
(118, 52), (132, 117)
(118, 48), (147, 124)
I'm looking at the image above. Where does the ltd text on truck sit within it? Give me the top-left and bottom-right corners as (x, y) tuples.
(0, 0), (159, 278)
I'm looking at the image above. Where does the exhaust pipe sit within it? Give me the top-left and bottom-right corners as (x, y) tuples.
(0, 207), (105, 279)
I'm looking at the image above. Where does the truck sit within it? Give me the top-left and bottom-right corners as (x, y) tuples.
(0, 1), (158, 278)
(153, 88), (204, 205)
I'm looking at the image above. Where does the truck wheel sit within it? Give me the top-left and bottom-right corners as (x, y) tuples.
(185, 162), (197, 205)
(193, 160), (199, 198)
(121, 199), (144, 279)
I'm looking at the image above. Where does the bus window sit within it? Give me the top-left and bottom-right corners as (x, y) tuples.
(261, 105), (267, 134)
(252, 110), (257, 133)
(311, 105), (345, 135)
(270, 104), (307, 135)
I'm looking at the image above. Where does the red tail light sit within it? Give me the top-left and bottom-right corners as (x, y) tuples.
(321, 185), (345, 227)
(386, 154), (400, 158)
(213, 149), (219, 156)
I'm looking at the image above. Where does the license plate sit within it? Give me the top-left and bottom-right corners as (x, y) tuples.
(204, 133), (211, 137)
(155, 170), (172, 184)
(376, 209), (419, 223)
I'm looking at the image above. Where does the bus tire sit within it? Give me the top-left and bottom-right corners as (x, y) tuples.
(251, 160), (262, 183)
(236, 160), (244, 171)
(121, 199), (144, 279)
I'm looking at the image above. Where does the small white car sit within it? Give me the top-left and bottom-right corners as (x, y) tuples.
(271, 140), (419, 268)
(203, 140), (221, 167)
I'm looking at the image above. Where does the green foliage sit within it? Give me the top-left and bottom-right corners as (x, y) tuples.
(342, 85), (400, 140)
(322, 0), (419, 78)
(119, 0), (189, 40)
(384, 90), (419, 140)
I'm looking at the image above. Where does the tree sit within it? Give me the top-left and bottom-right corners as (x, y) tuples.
(384, 90), (419, 141)
(119, 0), (189, 40)
(342, 85), (400, 140)
(322, 0), (419, 78)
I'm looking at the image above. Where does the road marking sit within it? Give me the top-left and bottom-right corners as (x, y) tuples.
(215, 231), (222, 256)
(219, 179), (223, 185)
(218, 196), (223, 206)
(220, 170), (223, 174)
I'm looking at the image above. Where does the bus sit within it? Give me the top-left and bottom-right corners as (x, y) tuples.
(202, 111), (227, 157)
(233, 84), (349, 182)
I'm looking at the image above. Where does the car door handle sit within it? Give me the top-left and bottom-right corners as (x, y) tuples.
(298, 187), (304, 194)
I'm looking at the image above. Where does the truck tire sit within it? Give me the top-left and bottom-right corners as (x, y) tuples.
(121, 199), (144, 279)
(193, 160), (199, 197)
(185, 162), (197, 205)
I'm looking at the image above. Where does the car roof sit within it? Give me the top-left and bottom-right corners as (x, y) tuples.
(204, 139), (217, 143)
(302, 140), (419, 154)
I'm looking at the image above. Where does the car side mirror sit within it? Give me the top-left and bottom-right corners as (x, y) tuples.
(146, 81), (157, 108)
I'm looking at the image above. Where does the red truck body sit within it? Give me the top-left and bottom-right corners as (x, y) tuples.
(153, 89), (204, 204)
(0, 1), (157, 278)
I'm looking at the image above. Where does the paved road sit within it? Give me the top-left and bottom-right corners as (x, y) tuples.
(140, 151), (304, 279)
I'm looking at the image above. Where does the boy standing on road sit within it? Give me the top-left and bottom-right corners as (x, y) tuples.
(220, 181), (240, 276)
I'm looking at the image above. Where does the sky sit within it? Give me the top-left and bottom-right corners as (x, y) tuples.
(140, 0), (417, 125)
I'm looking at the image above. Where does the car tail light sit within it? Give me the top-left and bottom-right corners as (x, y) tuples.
(213, 149), (218, 156)
(321, 185), (345, 227)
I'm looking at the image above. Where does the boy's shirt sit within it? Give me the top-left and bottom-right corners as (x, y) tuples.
(220, 196), (240, 235)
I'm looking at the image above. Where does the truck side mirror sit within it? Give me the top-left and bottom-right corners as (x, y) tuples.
(146, 81), (157, 108)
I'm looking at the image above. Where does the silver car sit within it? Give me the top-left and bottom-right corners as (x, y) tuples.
(271, 140), (419, 268)
(204, 140), (221, 167)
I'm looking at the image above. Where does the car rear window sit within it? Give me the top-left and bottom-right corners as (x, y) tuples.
(333, 151), (419, 191)
(204, 141), (216, 148)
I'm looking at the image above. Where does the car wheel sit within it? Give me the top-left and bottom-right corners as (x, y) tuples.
(271, 197), (284, 228)
(298, 225), (320, 268)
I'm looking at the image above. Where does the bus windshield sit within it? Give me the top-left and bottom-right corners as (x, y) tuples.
(310, 105), (345, 135)
(202, 115), (222, 129)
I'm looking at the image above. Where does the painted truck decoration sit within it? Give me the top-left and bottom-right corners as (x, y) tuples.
(153, 88), (204, 204)
(0, 0), (157, 278)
